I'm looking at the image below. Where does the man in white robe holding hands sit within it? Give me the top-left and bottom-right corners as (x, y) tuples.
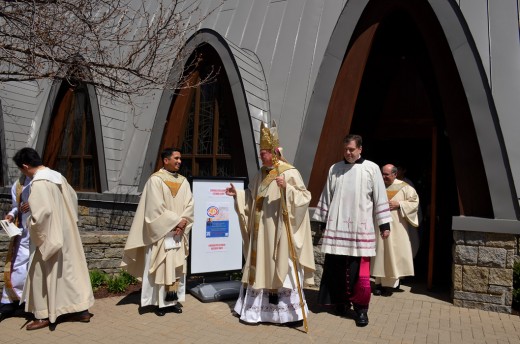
(122, 148), (194, 316)
(371, 164), (420, 296)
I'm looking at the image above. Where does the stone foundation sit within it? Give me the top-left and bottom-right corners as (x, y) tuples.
(0, 232), (128, 287)
(0, 195), (138, 232)
(452, 230), (518, 313)
(0, 222), (326, 289)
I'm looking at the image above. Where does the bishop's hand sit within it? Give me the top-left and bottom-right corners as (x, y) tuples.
(388, 200), (400, 211)
(225, 183), (237, 197)
(275, 175), (286, 189)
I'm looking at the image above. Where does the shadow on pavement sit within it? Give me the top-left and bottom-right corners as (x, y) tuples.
(116, 289), (141, 306)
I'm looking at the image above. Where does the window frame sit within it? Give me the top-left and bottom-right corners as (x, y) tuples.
(42, 83), (101, 192)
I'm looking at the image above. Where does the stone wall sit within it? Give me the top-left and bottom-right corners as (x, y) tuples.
(81, 232), (128, 273)
(0, 232), (128, 287)
(0, 223), (327, 289)
(77, 202), (136, 231)
(452, 231), (518, 313)
(0, 195), (137, 232)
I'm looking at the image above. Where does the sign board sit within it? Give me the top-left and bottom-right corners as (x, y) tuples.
(190, 177), (245, 274)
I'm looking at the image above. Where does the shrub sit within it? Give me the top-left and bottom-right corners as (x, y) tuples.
(230, 271), (243, 281)
(89, 269), (107, 291)
(106, 274), (129, 294)
(513, 260), (520, 310)
(119, 269), (138, 286)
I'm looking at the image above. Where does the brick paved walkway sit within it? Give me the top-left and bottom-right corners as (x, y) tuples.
(1, 282), (519, 343)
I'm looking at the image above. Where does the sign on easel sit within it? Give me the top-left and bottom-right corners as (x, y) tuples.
(190, 177), (244, 274)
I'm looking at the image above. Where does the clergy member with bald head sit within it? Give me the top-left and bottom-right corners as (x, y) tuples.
(371, 164), (420, 297)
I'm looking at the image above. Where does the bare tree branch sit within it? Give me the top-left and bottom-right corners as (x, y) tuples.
(0, 0), (222, 96)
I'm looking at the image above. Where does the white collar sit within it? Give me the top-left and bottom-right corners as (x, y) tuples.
(32, 167), (63, 184)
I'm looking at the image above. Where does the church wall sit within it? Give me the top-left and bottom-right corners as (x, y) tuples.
(452, 231), (519, 314)
(0, 80), (52, 183)
(2, 0), (520, 197)
(485, 0), (520, 199)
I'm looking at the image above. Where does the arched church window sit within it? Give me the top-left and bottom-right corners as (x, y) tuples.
(42, 83), (100, 191)
(157, 46), (247, 178)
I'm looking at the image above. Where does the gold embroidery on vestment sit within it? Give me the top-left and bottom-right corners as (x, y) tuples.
(152, 170), (186, 198)
(247, 162), (295, 286)
(386, 182), (408, 200)
(164, 181), (181, 197)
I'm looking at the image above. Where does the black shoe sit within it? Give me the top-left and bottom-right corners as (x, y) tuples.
(355, 311), (369, 327)
(373, 284), (383, 296)
(373, 284), (393, 296)
(170, 304), (182, 314)
(154, 308), (166, 316)
(393, 280), (403, 292)
(0, 303), (17, 320)
(155, 304), (182, 316)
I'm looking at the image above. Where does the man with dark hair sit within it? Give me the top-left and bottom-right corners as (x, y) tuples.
(12, 147), (94, 330)
(122, 148), (193, 316)
(313, 134), (392, 327)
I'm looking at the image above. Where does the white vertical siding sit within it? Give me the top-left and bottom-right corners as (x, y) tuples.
(486, 0), (520, 196)
(459, 0), (491, 81)
(239, 0), (270, 50)
(255, 0), (287, 79)
(0, 81), (51, 183)
(97, 93), (128, 190)
(261, 0), (302, 124)
(224, 0), (255, 42)
(277, 0), (324, 161)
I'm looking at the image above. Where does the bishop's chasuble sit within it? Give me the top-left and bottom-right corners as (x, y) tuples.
(232, 161), (315, 324)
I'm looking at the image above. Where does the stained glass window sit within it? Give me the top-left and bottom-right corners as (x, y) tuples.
(158, 46), (247, 178)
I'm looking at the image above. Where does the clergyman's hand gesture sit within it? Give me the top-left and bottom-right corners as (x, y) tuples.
(225, 183), (237, 197)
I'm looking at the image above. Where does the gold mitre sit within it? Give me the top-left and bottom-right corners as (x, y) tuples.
(260, 120), (279, 151)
